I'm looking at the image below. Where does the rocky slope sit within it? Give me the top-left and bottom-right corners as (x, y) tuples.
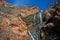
(42, 2), (60, 40)
(0, 0), (40, 40)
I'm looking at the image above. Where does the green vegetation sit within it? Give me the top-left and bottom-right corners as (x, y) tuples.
(17, 14), (34, 25)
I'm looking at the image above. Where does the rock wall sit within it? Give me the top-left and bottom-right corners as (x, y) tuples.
(0, 12), (29, 40)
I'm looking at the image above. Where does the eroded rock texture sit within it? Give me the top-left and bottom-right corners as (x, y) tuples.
(42, 2), (60, 40)
(0, 0), (29, 40)
(0, 14), (29, 40)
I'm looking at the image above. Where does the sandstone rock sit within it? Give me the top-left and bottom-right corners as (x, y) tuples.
(44, 2), (60, 17)
(14, 6), (40, 17)
(0, 12), (29, 40)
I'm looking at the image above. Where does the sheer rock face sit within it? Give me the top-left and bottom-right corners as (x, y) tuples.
(42, 2), (60, 40)
(0, 14), (29, 40)
(44, 2), (60, 17)
(43, 2), (60, 28)
(0, 0), (14, 8)
(0, 0), (40, 17)
(0, 0), (40, 40)
(14, 6), (40, 17)
(0, 17), (29, 40)
(10, 17), (29, 40)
